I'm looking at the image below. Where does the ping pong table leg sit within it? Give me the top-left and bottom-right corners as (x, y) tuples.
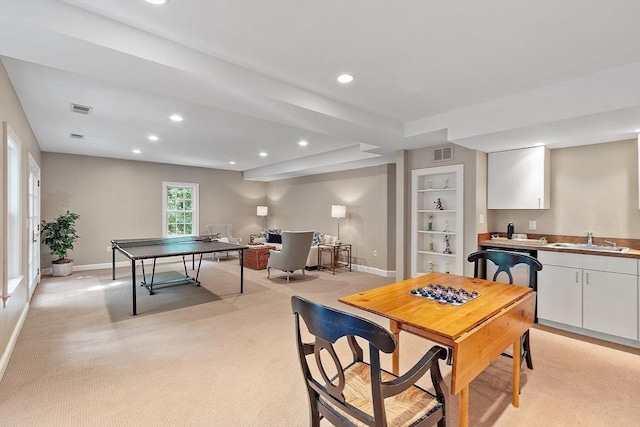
(131, 260), (137, 316)
(192, 254), (204, 286)
(240, 249), (244, 293)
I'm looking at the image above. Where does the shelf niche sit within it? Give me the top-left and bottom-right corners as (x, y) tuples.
(411, 164), (464, 277)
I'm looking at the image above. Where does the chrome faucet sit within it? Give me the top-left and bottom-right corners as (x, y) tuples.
(586, 231), (593, 245)
(604, 240), (617, 248)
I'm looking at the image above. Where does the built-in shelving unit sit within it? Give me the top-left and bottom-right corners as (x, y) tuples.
(411, 164), (464, 277)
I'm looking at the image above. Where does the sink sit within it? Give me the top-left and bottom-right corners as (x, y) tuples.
(548, 242), (629, 253)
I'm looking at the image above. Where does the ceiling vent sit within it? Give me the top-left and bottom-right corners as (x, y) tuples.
(433, 145), (453, 162)
(70, 103), (92, 115)
(69, 133), (85, 140)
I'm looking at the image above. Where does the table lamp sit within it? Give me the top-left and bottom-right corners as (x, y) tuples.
(257, 206), (268, 233)
(331, 204), (346, 243)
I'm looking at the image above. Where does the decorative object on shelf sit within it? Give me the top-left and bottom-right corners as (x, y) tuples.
(427, 260), (435, 273)
(428, 236), (434, 251)
(443, 220), (449, 232)
(41, 211), (80, 277)
(426, 214), (433, 230)
(443, 235), (451, 254)
(427, 179), (433, 189)
(443, 178), (449, 189)
(434, 198), (443, 210)
(331, 204), (346, 243)
(257, 205), (268, 233)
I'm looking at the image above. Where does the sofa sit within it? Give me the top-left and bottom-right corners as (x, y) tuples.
(253, 230), (338, 268)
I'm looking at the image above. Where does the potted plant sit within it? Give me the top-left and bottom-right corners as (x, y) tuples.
(41, 211), (80, 277)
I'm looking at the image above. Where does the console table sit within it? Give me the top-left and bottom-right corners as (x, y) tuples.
(318, 243), (352, 274)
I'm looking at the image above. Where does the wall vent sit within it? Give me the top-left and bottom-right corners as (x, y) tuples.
(69, 133), (85, 139)
(433, 146), (453, 162)
(70, 103), (92, 114)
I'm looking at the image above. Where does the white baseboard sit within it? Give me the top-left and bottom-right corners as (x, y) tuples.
(0, 301), (29, 381)
(351, 264), (395, 277)
(48, 258), (396, 278)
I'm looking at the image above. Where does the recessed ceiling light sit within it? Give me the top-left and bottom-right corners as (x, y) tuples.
(259, 152), (267, 157)
(170, 114), (183, 122)
(337, 74), (354, 83)
(146, 0), (168, 5)
(132, 149), (141, 154)
(298, 140), (308, 146)
(148, 135), (159, 141)
(229, 161), (236, 165)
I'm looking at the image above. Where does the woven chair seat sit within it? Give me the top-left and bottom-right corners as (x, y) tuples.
(326, 362), (442, 427)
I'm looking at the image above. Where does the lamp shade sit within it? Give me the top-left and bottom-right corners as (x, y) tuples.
(257, 206), (268, 217)
(331, 205), (346, 219)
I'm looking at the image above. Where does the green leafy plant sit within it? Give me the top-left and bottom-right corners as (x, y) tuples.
(41, 211), (80, 263)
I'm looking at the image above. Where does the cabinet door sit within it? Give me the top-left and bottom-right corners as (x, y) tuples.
(538, 265), (582, 327)
(488, 146), (549, 209)
(583, 270), (638, 340)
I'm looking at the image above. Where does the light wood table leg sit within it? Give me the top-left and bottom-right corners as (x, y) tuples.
(512, 337), (521, 408)
(459, 385), (469, 427)
(390, 320), (400, 375)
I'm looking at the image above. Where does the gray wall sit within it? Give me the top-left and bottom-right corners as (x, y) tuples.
(40, 153), (267, 268)
(266, 164), (396, 273)
(489, 139), (639, 240)
(1, 59), (42, 376)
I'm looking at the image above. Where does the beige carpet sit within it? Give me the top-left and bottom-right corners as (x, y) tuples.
(1, 258), (639, 426)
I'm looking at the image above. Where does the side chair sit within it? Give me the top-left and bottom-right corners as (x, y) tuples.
(291, 295), (448, 427)
(467, 250), (542, 370)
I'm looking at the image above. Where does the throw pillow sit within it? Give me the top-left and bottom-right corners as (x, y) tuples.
(312, 231), (324, 246)
(268, 233), (282, 244)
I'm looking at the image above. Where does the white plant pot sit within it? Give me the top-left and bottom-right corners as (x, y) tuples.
(52, 261), (74, 277)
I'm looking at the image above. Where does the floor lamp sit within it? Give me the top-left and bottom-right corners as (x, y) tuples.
(257, 206), (268, 234)
(331, 205), (346, 243)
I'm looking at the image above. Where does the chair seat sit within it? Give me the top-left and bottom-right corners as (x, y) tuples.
(326, 362), (442, 427)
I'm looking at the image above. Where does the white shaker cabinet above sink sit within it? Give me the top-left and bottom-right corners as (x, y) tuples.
(488, 146), (550, 209)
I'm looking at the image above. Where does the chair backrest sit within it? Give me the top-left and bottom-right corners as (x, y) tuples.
(206, 224), (231, 239)
(277, 230), (314, 266)
(467, 250), (542, 288)
(291, 296), (396, 425)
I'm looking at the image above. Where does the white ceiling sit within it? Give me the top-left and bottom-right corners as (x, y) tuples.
(1, 0), (638, 181)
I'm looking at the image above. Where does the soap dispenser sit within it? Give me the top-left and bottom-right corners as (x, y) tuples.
(507, 222), (514, 240)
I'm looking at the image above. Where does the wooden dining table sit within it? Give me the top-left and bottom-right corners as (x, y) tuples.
(339, 272), (535, 427)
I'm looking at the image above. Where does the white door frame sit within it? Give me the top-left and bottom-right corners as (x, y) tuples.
(28, 153), (41, 299)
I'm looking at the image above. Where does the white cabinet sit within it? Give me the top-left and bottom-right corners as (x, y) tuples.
(583, 270), (638, 340)
(538, 251), (638, 342)
(538, 264), (582, 327)
(411, 165), (464, 277)
(488, 146), (550, 209)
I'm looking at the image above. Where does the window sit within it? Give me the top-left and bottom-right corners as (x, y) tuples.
(3, 123), (23, 305)
(162, 181), (199, 237)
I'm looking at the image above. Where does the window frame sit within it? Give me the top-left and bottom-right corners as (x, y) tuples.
(161, 181), (199, 238)
(3, 122), (23, 307)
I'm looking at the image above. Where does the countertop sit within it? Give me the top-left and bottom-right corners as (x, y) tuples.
(479, 237), (640, 259)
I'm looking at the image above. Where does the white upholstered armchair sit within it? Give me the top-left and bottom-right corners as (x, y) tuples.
(267, 231), (314, 283)
(205, 224), (241, 261)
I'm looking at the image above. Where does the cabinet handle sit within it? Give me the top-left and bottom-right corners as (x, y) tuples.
(585, 272), (589, 285)
(576, 272), (579, 283)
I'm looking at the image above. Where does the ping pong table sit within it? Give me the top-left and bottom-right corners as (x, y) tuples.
(112, 236), (248, 315)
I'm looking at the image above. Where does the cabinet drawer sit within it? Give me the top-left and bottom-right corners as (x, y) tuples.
(539, 251), (637, 274)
